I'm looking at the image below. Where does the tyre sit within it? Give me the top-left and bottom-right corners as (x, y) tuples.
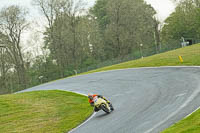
(100, 104), (110, 113)
(109, 104), (114, 111)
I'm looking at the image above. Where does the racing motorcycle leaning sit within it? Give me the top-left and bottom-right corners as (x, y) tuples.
(93, 96), (114, 113)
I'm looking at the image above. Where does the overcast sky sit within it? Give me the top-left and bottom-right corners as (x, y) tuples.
(0, 0), (176, 52)
(145, 0), (175, 21)
(0, 0), (175, 21)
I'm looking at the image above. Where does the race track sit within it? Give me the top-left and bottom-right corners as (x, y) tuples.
(20, 67), (200, 133)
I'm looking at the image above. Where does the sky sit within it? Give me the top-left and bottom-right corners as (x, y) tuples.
(0, 0), (176, 54)
(0, 0), (39, 18)
(0, 0), (175, 21)
(145, 0), (175, 21)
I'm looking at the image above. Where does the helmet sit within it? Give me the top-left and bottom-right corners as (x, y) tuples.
(88, 94), (93, 100)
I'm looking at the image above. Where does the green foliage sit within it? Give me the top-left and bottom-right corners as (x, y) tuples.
(0, 5), (29, 92)
(0, 90), (93, 133)
(90, 0), (157, 59)
(4, 0), (200, 96)
(90, 0), (109, 32)
(5, 0), (158, 95)
(162, 0), (200, 42)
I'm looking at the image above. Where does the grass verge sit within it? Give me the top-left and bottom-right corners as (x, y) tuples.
(162, 108), (200, 133)
(0, 90), (93, 133)
(81, 44), (200, 75)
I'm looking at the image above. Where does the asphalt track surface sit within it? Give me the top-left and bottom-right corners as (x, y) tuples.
(20, 67), (200, 133)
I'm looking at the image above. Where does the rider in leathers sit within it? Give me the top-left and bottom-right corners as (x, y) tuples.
(88, 94), (114, 112)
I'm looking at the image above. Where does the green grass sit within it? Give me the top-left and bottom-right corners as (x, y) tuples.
(0, 90), (93, 133)
(1, 44), (200, 133)
(81, 44), (200, 75)
(162, 109), (200, 133)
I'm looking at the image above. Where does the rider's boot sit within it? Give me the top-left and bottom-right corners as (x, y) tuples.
(94, 106), (100, 112)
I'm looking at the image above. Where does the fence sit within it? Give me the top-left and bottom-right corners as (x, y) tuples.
(0, 40), (187, 95)
(78, 40), (182, 74)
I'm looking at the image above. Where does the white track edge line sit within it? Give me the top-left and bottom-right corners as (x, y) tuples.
(144, 83), (200, 133)
(68, 112), (96, 133)
(66, 66), (200, 133)
(63, 66), (200, 133)
(20, 66), (200, 132)
(66, 90), (96, 133)
(184, 106), (200, 118)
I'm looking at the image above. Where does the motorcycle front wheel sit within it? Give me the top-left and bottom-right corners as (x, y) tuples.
(100, 104), (110, 114)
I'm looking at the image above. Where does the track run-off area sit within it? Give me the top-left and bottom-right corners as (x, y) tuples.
(20, 66), (200, 133)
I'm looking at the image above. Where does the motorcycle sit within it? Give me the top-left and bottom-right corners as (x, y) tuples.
(93, 97), (114, 114)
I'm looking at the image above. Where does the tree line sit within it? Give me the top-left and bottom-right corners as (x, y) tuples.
(0, 0), (199, 94)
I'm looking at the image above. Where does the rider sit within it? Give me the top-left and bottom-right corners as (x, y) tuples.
(88, 94), (113, 112)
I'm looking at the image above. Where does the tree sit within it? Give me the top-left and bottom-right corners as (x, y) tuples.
(90, 0), (109, 33)
(33, 0), (91, 76)
(162, 0), (200, 43)
(0, 45), (12, 93)
(153, 17), (161, 53)
(102, 0), (156, 58)
(0, 5), (29, 88)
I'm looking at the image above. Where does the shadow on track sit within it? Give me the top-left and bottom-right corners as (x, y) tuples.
(95, 113), (109, 118)
(95, 110), (115, 119)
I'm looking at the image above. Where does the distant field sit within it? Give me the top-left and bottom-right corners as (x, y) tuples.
(0, 90), (93, 133)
